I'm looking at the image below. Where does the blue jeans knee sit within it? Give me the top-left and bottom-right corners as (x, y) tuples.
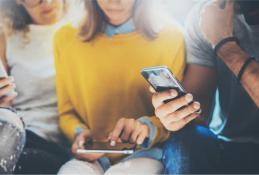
(0, 108), (26, 173)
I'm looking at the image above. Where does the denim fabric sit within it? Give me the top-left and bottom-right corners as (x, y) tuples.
(14, 130), (71, 174)
(163, 124), (259, 174)
(0, 109), (25, 173)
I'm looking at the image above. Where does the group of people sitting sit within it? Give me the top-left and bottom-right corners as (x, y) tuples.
(0, 0), (258, 174)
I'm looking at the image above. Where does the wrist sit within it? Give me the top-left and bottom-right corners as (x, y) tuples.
(217, 42), (249, 76)
(212, 33), (234, 47)
(75, 126), (88, 137)
(138, 117), (156, 148)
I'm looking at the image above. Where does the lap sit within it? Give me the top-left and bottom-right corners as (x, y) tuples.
(58, 159), (104, 175)
(163, 124), (220, 174)
(163, 124), (259, 174)
(14, 131), (70, 174)
(58, 157), (162, 175)
(0, 109), (25, 173)
(106, 158), (163, 175)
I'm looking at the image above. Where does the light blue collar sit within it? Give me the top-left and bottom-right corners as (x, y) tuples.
(105, 19), (135, 37)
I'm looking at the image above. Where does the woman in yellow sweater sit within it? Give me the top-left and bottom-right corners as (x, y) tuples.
(54, 0), (185, 174)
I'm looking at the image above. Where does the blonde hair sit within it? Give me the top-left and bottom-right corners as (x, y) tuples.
(79, 0), (166, 42)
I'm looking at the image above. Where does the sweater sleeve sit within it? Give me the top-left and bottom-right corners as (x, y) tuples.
(53, 30), (87, 142)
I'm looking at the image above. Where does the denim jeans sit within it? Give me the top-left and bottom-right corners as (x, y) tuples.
(0, 108), (26, 173)
(163, 124), (259, 174)
(14, 130), (71, 174)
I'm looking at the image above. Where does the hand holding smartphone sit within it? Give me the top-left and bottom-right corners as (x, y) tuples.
(141, 66), (201, 132)
(141, 66), (201, 112)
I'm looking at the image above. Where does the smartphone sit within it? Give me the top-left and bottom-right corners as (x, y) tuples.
(77, 141), (136, 155)
(141, 66), (186, 97)
(0, 59), (16, 97)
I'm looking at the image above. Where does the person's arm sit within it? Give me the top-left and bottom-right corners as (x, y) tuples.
(149, 29), (187, 141)
(0, 32), (16, 106)
(53, 33), (88, 142)
(151, 65), (217, 131)
(217, 42), (259, 107)
(147, 116), (171, 145)
(151, 2), (218, 131)
(200, 0), (259, 107)
(183, 65), (217, 125)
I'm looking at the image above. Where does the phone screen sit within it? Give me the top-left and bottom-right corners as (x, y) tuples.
(85, 142), (135, 151)
(141, 66), (186, 96)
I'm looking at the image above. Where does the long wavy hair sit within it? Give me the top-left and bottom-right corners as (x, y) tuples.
(79, 0), (167, 42)
(0, 0), (67, 36)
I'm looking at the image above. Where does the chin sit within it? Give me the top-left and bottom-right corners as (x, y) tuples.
(40, 17), (59, 25)
(109, 17), (129, 25)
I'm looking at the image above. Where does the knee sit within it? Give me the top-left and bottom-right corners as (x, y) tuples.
(58, 159), (103, 174)
(105, 161), (130, 175)
(0, 108), (25, 132)
(105, 158), (163, 175)
(163, 135), (189, 174)
(162, 126), (197, 174)
(0, 109), (26, 146)
(0, 115), (25, 173)
(164, 124), (216, 151)
(162, 125), (217, 174)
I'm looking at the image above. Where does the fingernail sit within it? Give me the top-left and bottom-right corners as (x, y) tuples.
(12, 83), (16, 88)
(170, 90), (178, 97)
(193, 102), (201, 110)
(110, 140), (116, 146)
(185, 94), (193, 102)
(79, 140), (84, 147)
(196, 109), (202, 115)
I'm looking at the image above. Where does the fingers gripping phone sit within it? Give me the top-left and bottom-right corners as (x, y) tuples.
(77, 141), (136, 155)
(141, 66), (186, 97)
(0, 59), (16, 97)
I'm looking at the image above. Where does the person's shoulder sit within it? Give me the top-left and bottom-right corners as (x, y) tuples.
(158, 22), (185, 46)
(54, 23), (79, 45)
(185, 0), (209, 29)
(160, 22), (183, 37)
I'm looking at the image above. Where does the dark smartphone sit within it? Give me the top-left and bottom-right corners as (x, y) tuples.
(141, 66), (187, 97)
(77, 141), (136, 155)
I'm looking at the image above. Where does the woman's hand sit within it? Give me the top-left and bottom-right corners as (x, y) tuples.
(71, 129), (104, 162)
(109, 118), (150, 146)
(0, 77), (17, 107)
(151, 88), (201, 132)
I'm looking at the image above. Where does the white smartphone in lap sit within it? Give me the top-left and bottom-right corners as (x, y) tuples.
(77, 141), (136, 155)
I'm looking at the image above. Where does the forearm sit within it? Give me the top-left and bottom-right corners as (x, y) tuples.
(183, 65), (218, 125)
(217, 42), (259, 107)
